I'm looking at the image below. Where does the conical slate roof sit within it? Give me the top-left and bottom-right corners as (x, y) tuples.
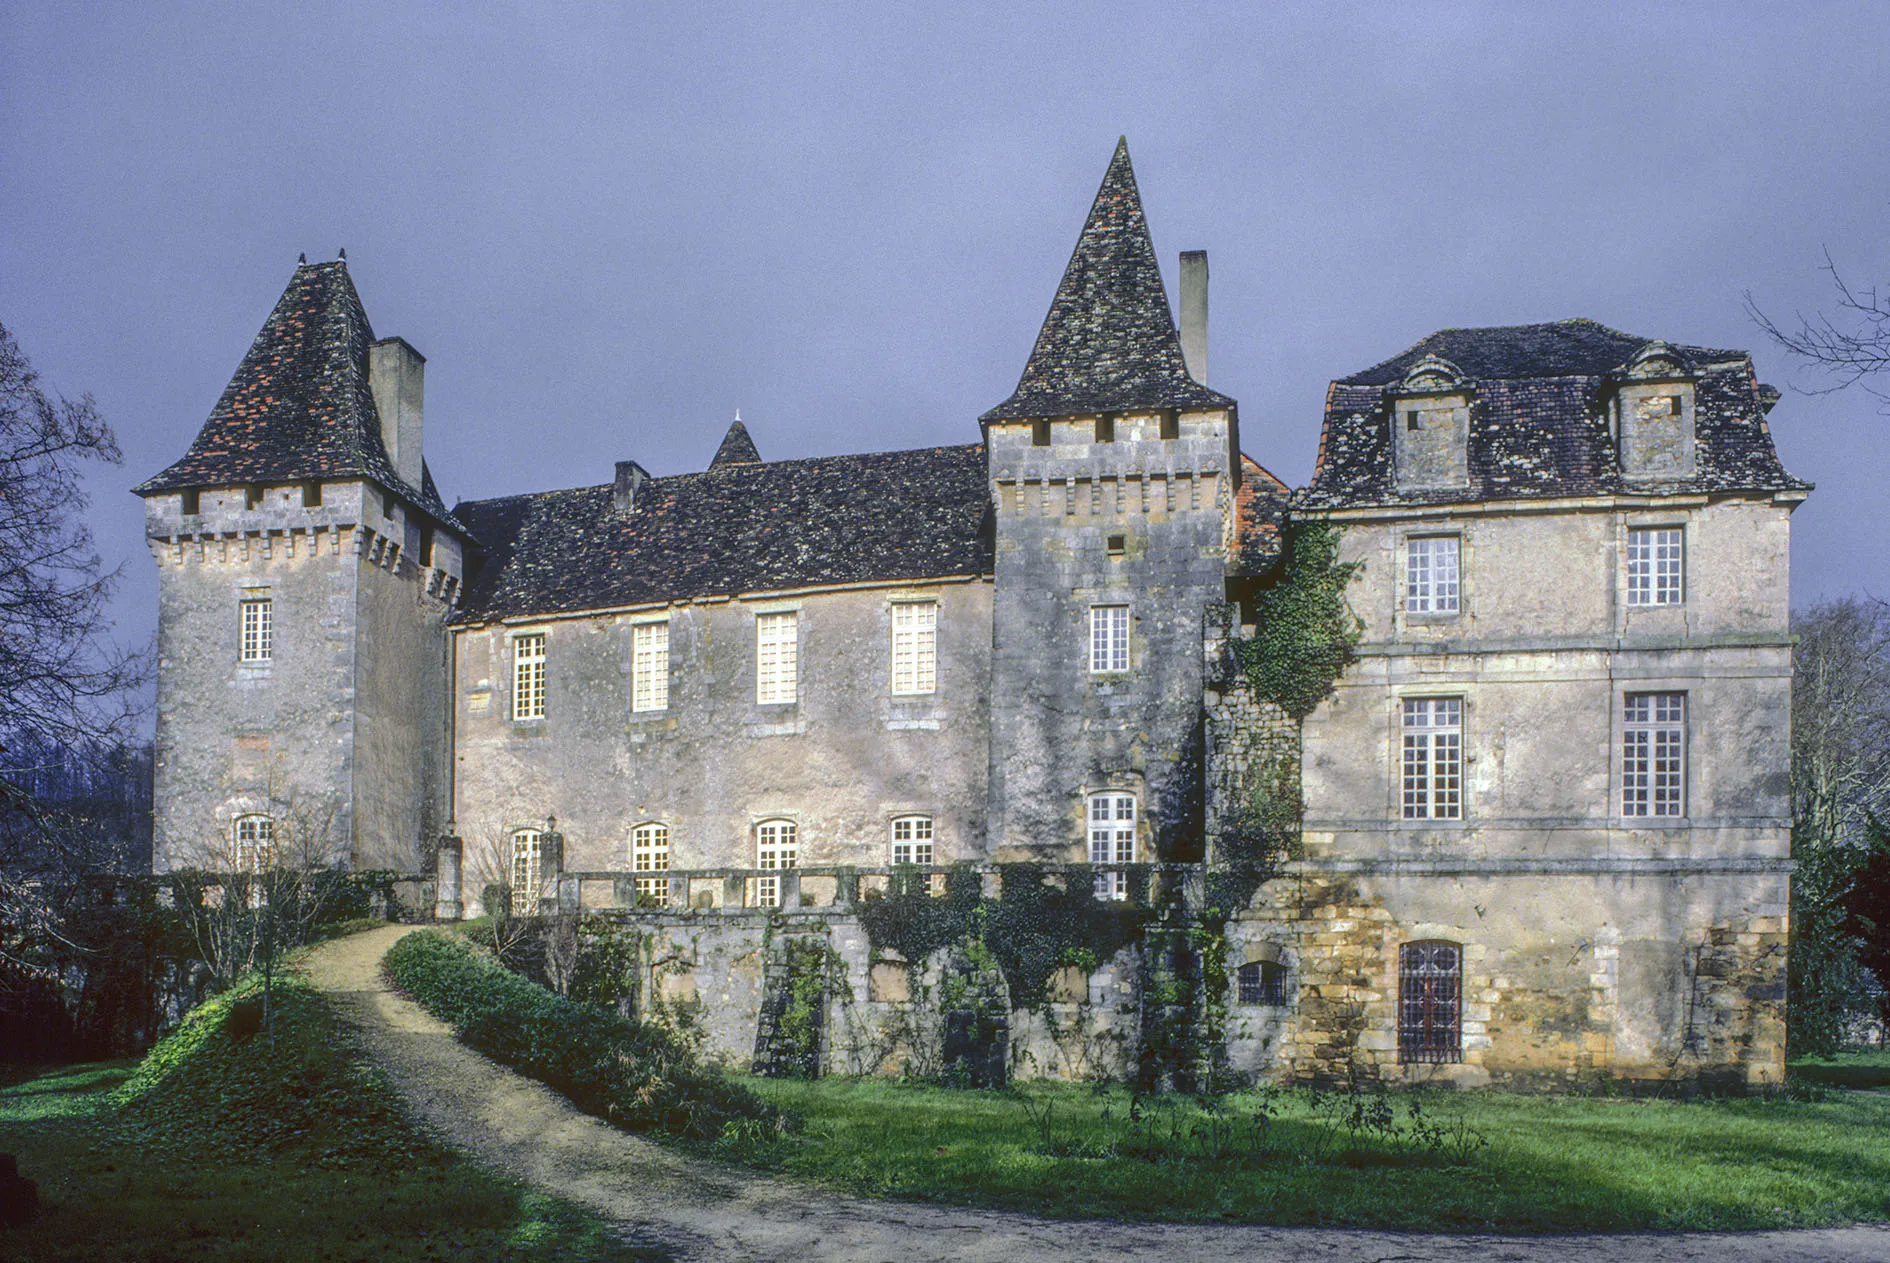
(709, 418), (761, 467)
(135, 259), (460, 529)
(982, 139), (1233, 423)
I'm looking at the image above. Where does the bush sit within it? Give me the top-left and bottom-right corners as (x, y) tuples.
(384, 929), (775, 1143)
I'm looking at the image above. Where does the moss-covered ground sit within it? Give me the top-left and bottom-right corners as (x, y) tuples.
(0, 971), (667, 1262)
(733, 1074), (1890, 1232)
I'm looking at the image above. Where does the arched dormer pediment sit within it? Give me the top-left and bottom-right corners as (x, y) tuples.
(1612, 342), (1698, 480)
(1396, 354), (1472, 398)
(1389, 356), (1473, 492)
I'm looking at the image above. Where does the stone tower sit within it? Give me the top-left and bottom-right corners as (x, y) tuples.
(135, 259), (468, 874)
(981, 141), (1241, 862)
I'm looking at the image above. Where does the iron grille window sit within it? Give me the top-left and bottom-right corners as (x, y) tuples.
(1405, 536), (1460, 614)
(1237, 960), (1288, 1006)
(1401, 697), (1462, 820)
(1399, 940), (1462, 1063)
(1622, 691), (1686, 817)
(1627, 527), (1684, 606)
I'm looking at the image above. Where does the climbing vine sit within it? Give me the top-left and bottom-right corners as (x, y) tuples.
(1234, 520), (1363, 719)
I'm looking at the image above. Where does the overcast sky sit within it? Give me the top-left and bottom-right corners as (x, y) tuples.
(5, 2), (1887, 673)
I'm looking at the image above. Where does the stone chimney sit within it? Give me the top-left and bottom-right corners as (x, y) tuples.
(1179, 250), (1208, 386)
(368, 337), (426, 488)
(614, 460), (650, 513)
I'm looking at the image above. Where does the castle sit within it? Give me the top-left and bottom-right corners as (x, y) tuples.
(138, 142), (1805, 1088)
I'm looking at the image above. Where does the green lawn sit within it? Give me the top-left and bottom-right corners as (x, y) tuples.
(733, 1075), (1890, 1232)
(0, 973), (666, 1262)
(1790, 1047), (1890, 1092)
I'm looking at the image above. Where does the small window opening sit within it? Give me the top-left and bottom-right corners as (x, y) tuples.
(1159, 410), (1179, 440)
(1106, 534), (1126, 557)
(302, 481), (322, 507)
(419, 524), (435, 567)
(1663, 394), (1684, 417)
(1095, 414), (1115, 443)
(1031, 419), (1051, 447)
(181, 489), (200, 515)
(1407, 410), (1422, 432)
(244, 485), (264, 510)
(1237, 961), (1289, 1006)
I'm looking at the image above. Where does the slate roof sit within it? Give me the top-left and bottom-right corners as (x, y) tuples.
(1233, 454), (1290, 576)
(710, 419), (762, 467)
(982, 139), (1233, 423)
(135, 259), (463, 532)
(1301, 319), (1809, 510)
(452, 444), (993, 622)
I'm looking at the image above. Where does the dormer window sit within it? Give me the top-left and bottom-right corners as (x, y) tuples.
(1613, 342), (1697, 481)
(1390, 355), (1472, 493)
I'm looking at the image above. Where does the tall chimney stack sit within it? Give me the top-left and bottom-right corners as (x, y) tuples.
(368, 337), (426, 488)
(1179, 250), (1208, 386)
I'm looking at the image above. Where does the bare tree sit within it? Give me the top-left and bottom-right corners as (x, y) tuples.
(1789, 598), (1890, 1051)
(1747, 252), (1890, 413)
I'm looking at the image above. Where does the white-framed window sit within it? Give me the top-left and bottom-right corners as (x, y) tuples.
(510, 828), (543, 915)
(512, 633), (546, 721)
(756, 611), (798, 704)
(1626, 526), (1684, 606)
(632, 822), (670, 905)
(755, 819), (798, 907)
(233, 814), (275, 870)
(632, 621), (669, 712)
(1401, 697), (1462, 820)
(1089, 605), (1129, 674)
(891, 602), (938, 696)
(1088, 792), (1136, 900)
(239, 598), (272, 662)
(1622, 691), (1686, 817)
(890, 815), (934, 866)
(1405, 535), (1460, 615)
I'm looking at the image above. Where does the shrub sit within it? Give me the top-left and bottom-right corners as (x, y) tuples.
(384, 929), (775, 1142)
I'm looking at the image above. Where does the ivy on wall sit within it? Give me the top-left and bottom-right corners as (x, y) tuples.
(1234, 520), (1363, 719)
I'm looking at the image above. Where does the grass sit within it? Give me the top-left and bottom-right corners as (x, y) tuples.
(0, 969), (667, 1262)
(731, 1075), (1890, 1232)
(1790, 1047), (1890, 1092)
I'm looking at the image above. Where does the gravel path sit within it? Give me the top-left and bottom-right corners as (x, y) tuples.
(304, 925), (1890, 1263)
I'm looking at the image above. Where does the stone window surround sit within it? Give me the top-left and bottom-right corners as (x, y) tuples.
(1618, 687), (1690, 823)
(630, 616), (669, 713)
(1088, 603), (1131, 674)
(509, 630), (547, 723)
(889, 598), (938, 697)
(751, 602), (802, 707)
(1625, 523), (1686, 608)
(1402, 530), (1463, 620)
(1619, 515), (1690, 616)
(1398, 693), (1465, 823)
(238, 588), (273, 664)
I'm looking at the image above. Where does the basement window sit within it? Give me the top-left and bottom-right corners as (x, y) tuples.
(1237, 961), (1288, 1006)
(1399, 940), (1463, 1063)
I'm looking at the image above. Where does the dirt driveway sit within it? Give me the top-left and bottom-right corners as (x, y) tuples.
(303, 925), (1890, 1263)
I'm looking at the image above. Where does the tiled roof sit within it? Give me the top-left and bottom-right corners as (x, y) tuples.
(452, 444), (993, 622)
(1302, 319), (1809, 509)
(135, 260), (463, 531)
(1233, 454), (1290, 576)
(710, 419), (761, 467)
(982, 139), (1233, 423)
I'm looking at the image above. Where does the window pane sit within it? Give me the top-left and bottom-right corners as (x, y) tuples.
(757, 613), (798, 704)
(1627, 527), (1684, 607)
(240, 599), (272, 662)
(633, 622), (669, 712)
(891, 602), (937, 695)
(1401, 698), (1462, 820)
(1089, 605), (1129, 673)
(513, 634), (546, 721)
(510, 830), (542, 915)
(1088, 793), (1135, 900)
(1406, 537), (1459, 614)
(1623, 691), (1686, 816)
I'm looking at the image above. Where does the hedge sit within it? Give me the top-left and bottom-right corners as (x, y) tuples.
(383, 929), (775, 1142)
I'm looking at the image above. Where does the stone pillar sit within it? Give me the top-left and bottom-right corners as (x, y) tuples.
(538, 830), (564, 916)
(433, 834), (463, 921)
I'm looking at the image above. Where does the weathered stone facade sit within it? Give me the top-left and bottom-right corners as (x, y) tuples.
(139, 141), (1806, 1090)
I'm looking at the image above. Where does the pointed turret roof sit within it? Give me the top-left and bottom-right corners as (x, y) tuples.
(982, 140), (1233, 423)
(136, 258), (461, 529)
(709, 418), (761, 467)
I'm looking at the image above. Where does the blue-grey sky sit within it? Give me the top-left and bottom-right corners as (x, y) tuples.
(5, 2), (1887, 670)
